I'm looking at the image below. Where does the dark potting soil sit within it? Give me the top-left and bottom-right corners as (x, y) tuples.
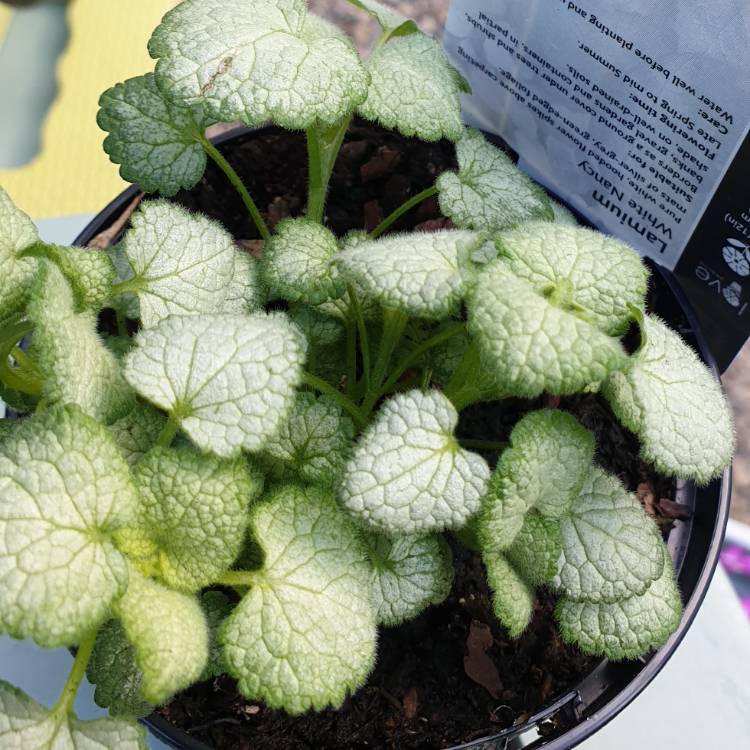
(94, 123), (682, 749)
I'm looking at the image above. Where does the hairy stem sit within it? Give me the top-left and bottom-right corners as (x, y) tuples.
(202, 137), (271, 241)
(369, 185), (438, 240)
(53, 629), (98, 718)
(302, 372), (366, 429)
(156, 414), (180, 449)
(361, 309), (408, 416)
(306, 128), (326, 223)
(306, 116), (352, 223)
(379, 322), (465, 397)
(348, 285), (371, 397)
(345, 314), (357, 399)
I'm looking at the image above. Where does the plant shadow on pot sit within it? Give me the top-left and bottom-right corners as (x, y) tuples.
(73, 125), (731, 750)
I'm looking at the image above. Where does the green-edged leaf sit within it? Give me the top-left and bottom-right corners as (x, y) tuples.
(341, 390), (490, 535)
(288, 305), (347, 385)
(468, 261), (628, 398)
(0, 419), (16, 444)
(0, 186), (38, 321)
(557, 550), (682, 659)
(114, 568), (208, 704)
(479, 409), (594, 553)
(261, 218), (344, 305)
(604, 314), (734, 484)
(20, 243), (115, 311)
(108, 401), (167, 468)
(345, 0), (417, 36)
(28, 262), (134, 424)
(263, 392), (354, 488)
(200, 591), (233, 680)
(289, 305), (345, 348)
(0, 406), (137, 647)
(366, 533), (453, 626)
(124, 312), (305, 457)
(220, 484), (377, 714)
(131, 446), (259, 590)
(87, 620), (154, 718)
(358, 32), (463, 142)
(483, 552), (534, 638)
(506, 511), (562, 586)
(149, 0), (369, 129)
(0, 680), (148, 749)
(436, 129), (553, 231)
(98, 73), (212, 197)
(118, 201), (239, 328)
(554, 466), (665, 603)
(336, 230), (477, 320)
(495, 223), (649, 335)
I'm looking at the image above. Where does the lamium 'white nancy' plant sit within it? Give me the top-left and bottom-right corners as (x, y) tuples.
(0, 0), (735, 745)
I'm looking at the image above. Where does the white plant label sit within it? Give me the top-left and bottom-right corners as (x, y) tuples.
(445, 0), (750, 368)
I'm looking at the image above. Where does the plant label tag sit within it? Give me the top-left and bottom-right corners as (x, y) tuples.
(444, 0), (750, 370)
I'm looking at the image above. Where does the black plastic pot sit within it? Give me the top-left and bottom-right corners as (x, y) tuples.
(72, 127), (731, 750)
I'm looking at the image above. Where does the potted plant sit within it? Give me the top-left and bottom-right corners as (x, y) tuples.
(0, 1), (734, 748)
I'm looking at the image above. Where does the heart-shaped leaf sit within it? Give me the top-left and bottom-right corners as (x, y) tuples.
(261, 218), (344, 305)
(469, 262), (628, 397)
(0, 681), (147, 749)
(149, 0), (369, 129)
(437, 129), (553, 231)
(341, 390), (490, 534)
(29, 261), (134, 424)
(220, 485), (377, 714)
(358, 32), (464, 142)
(554, 466), (665, 603)
(113, 568), (208, 704)
(0, 407), (138, 647)
(98, 73), (212, 197)
(336, 230), (478, 320)
(604, 314), (734, 484)
(129, 446), (260, 590)
(124, 312), (305, 457)
(366, 533), (453, 626)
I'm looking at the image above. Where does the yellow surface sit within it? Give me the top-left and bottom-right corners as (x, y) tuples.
(0, 7), (11, 39)
(0, 0), (177, 219)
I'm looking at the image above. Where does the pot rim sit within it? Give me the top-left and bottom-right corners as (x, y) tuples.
(70, 126), (732, 750)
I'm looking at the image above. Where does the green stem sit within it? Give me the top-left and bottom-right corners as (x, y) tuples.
(458, 438), (508, 452)
(307, 128), (326, 223)
(109, 278), (143, 299)
(345, 316), (357, 399)
(348, 285), (370, 397)
(0, 320), (41, 397)
(369, 185), (438, 240)
(218, 570), (259, 588)
(115, 306), (127, 338)
(11, 346), (41, 378)
(306, 116), (352, 223)
(156, 414), (180, 449)
(53, 630), (98, 718)
(361, 309), (408, 415)
(379, 322), (465, 397)
(302, 372), (366, 429)
(202, 137), (271, 241)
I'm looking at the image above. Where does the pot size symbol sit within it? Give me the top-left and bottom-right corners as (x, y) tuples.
(722, 238), (750, 277)
(723, 281), (743, 308)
